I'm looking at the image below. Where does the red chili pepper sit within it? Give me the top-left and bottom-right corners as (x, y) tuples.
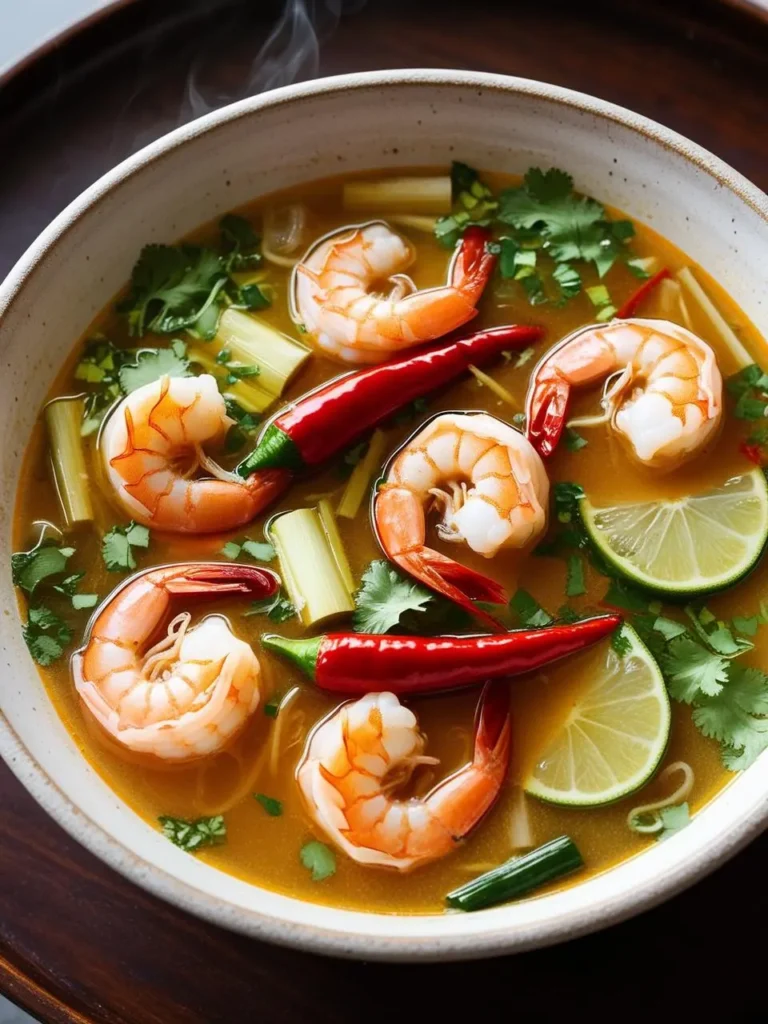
(740, 440), (763, 465)
(616, 268), (671, 320)
(237, 323), (543, 475)
(261, 614), (621, 696)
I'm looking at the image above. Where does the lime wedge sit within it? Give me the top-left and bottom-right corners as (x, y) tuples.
(581, 469), (768, 596)
(524, 627), (669, 807)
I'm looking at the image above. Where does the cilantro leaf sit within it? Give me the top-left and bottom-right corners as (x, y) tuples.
(300, 840), (336, 881)
(733, 615), (760, 637)
(72, 594), (99, 610)
(509, 589), (553, 627)
(602, 578), (649, 613)
(159, 815), (226, 853)
(119, 244), (228, 338)
(102, 522), (151, 572)
(565, 427), (588, 452)
(693, 664), (768, 770)
(610, 625), (632, 657)
(221, 541), (242, 560)
(12, 542), (73, 594)
(22, 605), (73, 666)
(241, 540), (275, 562)
(353, 560), (433, 634)
(661, 637), (729, 702)
(434, 162), (498, 248)
(220, 213), (262, 271)
(118, 346), (191, 394)
(244, 591), (296, 623)
(656, 803), (690, 842)
(254, 793), (283, 817)
(653, 616), (688, 641)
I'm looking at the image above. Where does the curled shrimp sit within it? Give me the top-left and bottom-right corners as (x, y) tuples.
(291, 222), (496, 364)
(296, 682), (511, 871)
(374, 412), (549, 629)
(101, 374), (291, 533)
(526, 318), (723, 468)
(72, 563), (278, 761)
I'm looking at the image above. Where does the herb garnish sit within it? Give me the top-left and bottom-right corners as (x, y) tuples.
(102, 522), (151, 572)
(22, 606), (73, 667)
(254, 794), (283, 817)
(244, 591), (296, 623)
(159, 815), (227, 853)
(300, 840), (336, 881)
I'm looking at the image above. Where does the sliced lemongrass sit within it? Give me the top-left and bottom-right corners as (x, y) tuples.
(337, 429), (388, 520)
(317, 499), (356, 594)
(216, 308), (310, 397)
(508, 786), (534, 851)
(566, 411), (611, 429)
(343, 176), (452, 214)
(468, 364), (518, 408)
(269, 505), (355, 627)
(676, 267), (752, 368)
(656, 278), (693, 330)
(627, 762), (694, 833)
(45, 396), (94, 526)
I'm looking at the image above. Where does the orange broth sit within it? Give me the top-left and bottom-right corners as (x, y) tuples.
(13, 169), (768, 913)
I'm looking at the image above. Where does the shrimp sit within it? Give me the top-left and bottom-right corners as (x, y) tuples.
(374, 412), (549, 629)
(526, 318), (723, 468)
(73, 563), (278, 761)
(101, 374), (291, 533)
(291, 222), (496, 364)
(296, 682), (511, 871)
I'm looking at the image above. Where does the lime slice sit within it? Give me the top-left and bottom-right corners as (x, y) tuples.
(524, 627), (669, 807)
(581, 469), (768, 596)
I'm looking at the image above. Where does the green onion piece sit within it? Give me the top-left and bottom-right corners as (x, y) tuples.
(445, 835), (583, 912)
(45, 396), (94, 526)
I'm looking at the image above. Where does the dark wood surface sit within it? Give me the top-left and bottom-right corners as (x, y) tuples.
(1, 2), (767, 1021)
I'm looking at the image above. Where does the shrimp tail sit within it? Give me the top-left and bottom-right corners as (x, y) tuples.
(163, 564), (280, 599)
(450, 226), (497, 303)
(474, 680), (512, 769)
(244, 468), (293, 510)
(526, 375), (571, 458)
(392, 546), (507, 632)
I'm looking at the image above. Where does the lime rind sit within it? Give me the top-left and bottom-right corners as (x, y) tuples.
(524, 626), (670, 807)
(580, 469), (768, 596)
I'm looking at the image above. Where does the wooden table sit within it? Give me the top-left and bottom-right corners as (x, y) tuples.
(1, 2), (766, 1020)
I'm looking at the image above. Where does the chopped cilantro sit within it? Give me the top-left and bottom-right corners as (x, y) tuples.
(353, 560), (433, 634)
(692, 664), (768, 770)
(102, 522), (150, 572)
(159, 815), (226, 853)
(119, 244), (229, 338)
(264, 698), (280, 719)
(610, 625), (632, 657)
(509, 589), (553, 628)
(300, 840), (336, 881)
(220, 213), (262, 270)
(220, 541), (242, 560)
(118, 345), (191, 394)
(733, 615), (760, 637)
(602, 578), (649, 613)
(72, 594), (99, 611)
(656, 802), (690, 841)
(565, 427), (588, 452)
(434, 162), (498, 249)
(661, 637), (729, 701)
(22, 605), (73, 666)
(254, 794), (283, 817)
(12, 542), (73, 594)
(513, 347), (536, 369)
(244, 591), (296, 623)
(652, 616), (688, 641)
(241, 539), (275, 562)
(224, 397), (260, 453)
(552, 262), (582, 303)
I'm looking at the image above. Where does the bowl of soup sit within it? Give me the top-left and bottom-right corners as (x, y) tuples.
(1, 69), (767, 959)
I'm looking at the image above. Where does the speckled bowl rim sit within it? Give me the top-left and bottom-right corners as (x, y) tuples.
(1, 69), (767, 961)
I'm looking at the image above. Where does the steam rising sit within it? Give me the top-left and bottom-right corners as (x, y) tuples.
(183, 0), (358, 121)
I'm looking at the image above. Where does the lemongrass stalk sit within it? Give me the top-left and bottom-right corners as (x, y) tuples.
(45, 396), (94, 526)
(387, 214), (439, 234)
(508, 786), (534, 851)
(656, 278), (693, 330)
(216, 308), (310, 397)
(343, 177), (452, 215)
(337, 429), (388, 520)
(468, 365), (518, 408)
(269, 506), (354, 627)
(189, 347), (274, 413)
(317, 499), (356, 594)
(676, 267), (752, 368)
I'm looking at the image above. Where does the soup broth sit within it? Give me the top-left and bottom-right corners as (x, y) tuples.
(13, 168), (768, 913)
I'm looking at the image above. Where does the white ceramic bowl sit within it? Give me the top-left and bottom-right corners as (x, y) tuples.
(1, 70), (767, 961)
